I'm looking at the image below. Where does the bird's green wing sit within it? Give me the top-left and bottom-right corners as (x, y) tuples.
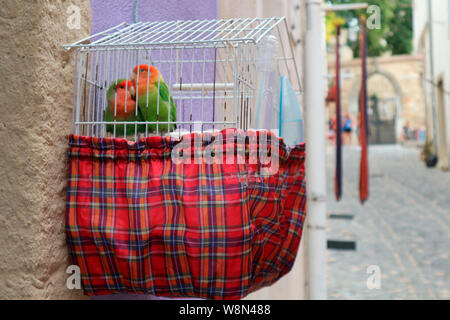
(104, 107), (115, 134)
(152, 94), (171, 133)
(138, 82), (177, 133)
(169, 99), (177, 130)
(136, 104), (147, 134)
(138, 91), (159, 133)
(158, 81), (177, 129)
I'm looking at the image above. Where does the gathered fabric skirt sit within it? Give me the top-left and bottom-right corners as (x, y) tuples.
(65, 129), (306, 300)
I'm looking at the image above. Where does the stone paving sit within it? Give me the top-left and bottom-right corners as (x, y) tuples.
(326, 144), (449, 299)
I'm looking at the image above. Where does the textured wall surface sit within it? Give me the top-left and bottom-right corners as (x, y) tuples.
(0, 0), (91, 299)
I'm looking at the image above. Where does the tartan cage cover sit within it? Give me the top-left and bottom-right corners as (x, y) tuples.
(65, 129), (307, 299)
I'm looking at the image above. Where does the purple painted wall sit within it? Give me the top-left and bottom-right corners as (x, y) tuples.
(90, 0), (217, 35)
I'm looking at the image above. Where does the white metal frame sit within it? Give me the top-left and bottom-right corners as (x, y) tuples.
(65, 17), (302, 141)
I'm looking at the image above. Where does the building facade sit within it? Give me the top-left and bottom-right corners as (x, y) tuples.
(327, 51), (426, 146)
(413, 0), (450, 170)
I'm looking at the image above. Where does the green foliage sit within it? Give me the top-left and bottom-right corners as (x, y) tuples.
(327, 0), (412, 57)
(326, 11), (346, 42)
(386, 0), (413, 55)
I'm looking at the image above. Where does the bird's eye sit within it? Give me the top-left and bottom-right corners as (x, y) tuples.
(140, 69), (145, 73)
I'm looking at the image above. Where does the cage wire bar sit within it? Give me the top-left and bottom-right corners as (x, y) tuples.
(64, 17), (302, 140)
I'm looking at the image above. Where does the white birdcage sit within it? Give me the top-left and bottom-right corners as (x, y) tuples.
(64, 17), (302, 140)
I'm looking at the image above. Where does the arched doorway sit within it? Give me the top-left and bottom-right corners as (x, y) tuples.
(349, 70), (403, 144)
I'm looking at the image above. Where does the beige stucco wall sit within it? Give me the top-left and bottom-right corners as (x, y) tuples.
(413, 0), (450, 170)
(0, 0), (91, 299)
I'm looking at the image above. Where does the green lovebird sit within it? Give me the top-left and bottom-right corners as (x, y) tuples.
(130, 64), (177, 133)
(104, 79), (141, 137)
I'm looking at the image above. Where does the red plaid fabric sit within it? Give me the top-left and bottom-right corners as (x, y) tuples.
(66, 129), (306, 300)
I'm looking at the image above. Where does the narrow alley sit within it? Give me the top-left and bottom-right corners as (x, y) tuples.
(326, 145), (450, 299)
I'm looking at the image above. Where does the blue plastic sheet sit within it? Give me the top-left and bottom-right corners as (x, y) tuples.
(280, 76), (304, 146)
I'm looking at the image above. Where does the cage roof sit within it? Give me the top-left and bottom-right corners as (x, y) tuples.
(63, 17), (287, 49)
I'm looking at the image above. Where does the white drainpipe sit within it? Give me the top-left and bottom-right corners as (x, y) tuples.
(304, 0), (327, 300)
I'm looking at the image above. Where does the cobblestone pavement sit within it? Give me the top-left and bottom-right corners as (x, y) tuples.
(326, 144), (449, 299)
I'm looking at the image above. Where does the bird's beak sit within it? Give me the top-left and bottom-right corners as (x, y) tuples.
(130, 86), (136, 99)
(130, 72), (136, 84)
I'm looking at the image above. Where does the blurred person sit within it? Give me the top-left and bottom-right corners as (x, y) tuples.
(342, 112), (353, 145)
(402, 121), (411, 141)
(328, 116), (336, 143)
